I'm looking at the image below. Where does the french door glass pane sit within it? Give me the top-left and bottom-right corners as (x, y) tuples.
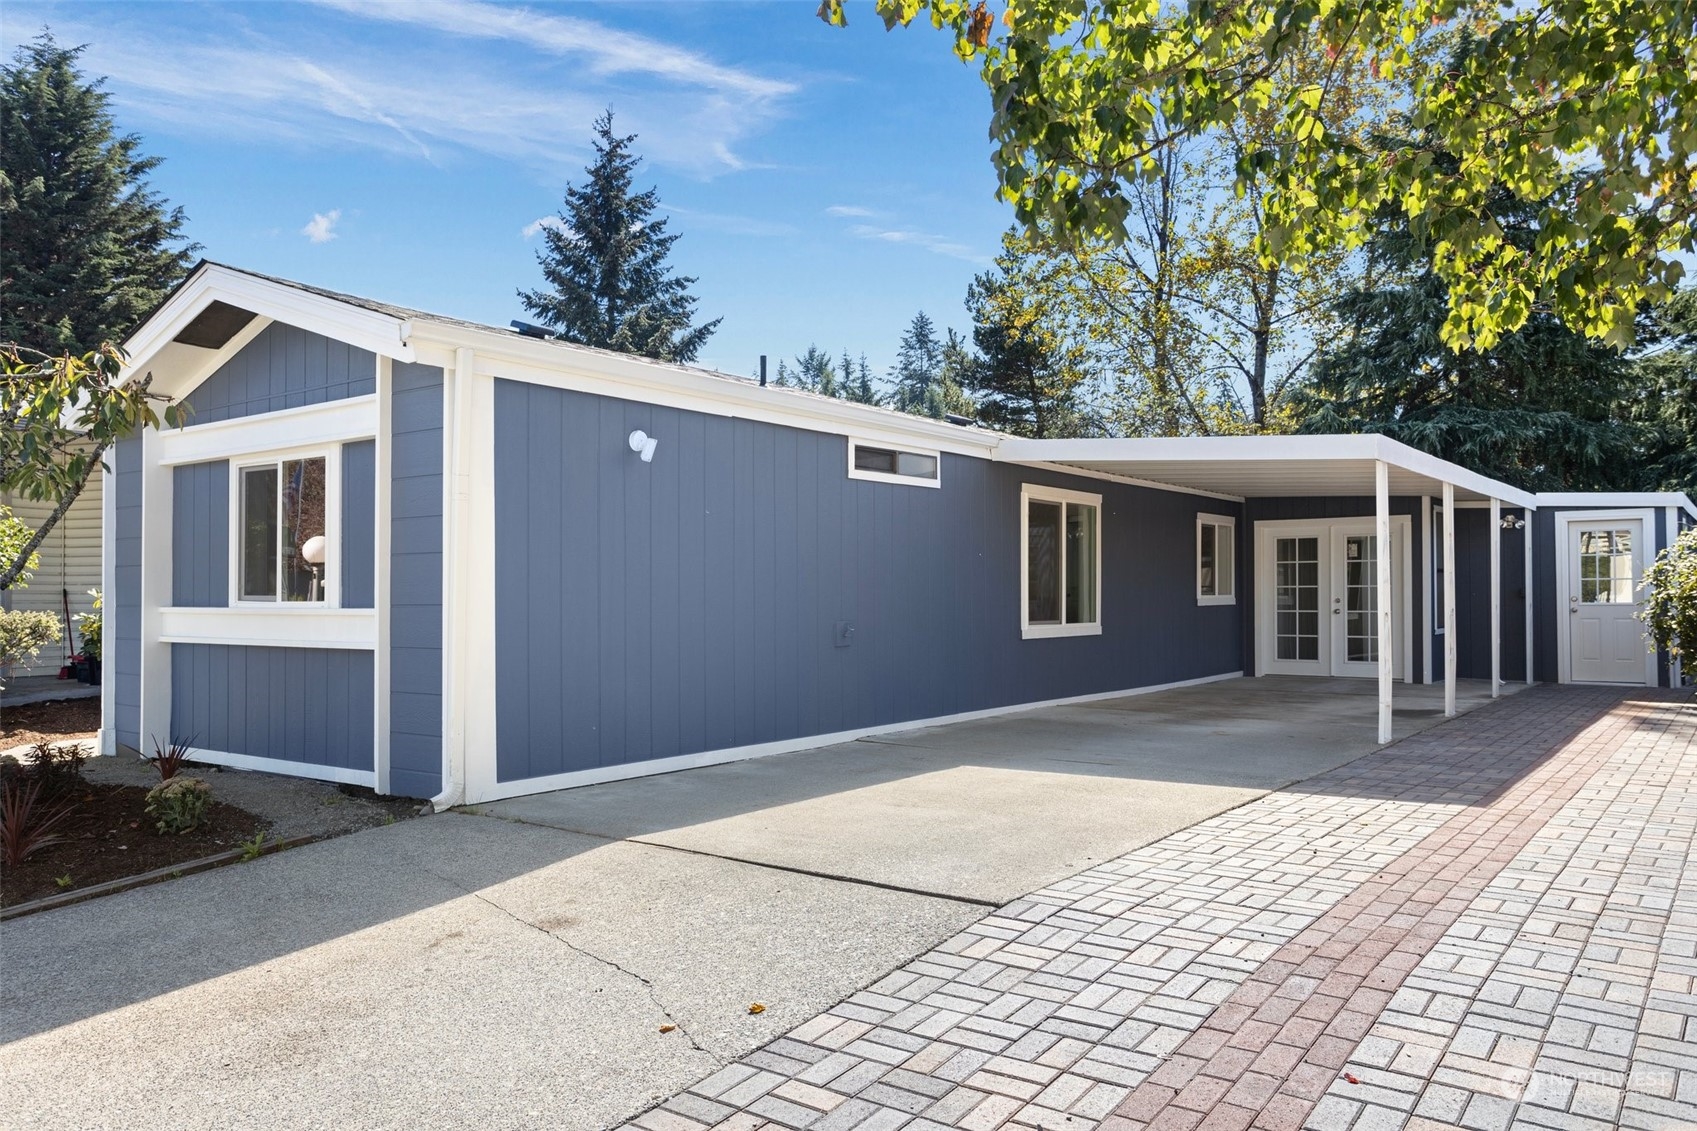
(1345, 535), (1379, 663)
(240, 467), (278, 599)
(281, 458), (328, 602)
(1275, 536), (1320, 661)
(1027, 500), (1062, 624)
(1065, 503), (1097, 624)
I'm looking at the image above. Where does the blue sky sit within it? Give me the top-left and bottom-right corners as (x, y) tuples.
(4, 1), (1013, 377)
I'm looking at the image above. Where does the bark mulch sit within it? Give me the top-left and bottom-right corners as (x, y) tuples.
(1, 696), (101, 749)
(2, 774), (269, 908)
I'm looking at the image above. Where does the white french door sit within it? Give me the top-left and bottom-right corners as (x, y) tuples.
(1259, 519), (1410, 680)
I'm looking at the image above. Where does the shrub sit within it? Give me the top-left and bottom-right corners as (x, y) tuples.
(0, 608), (62, 680)
(145, 777), (211, 834)
(1641, 527), (1697, 667)
(1, 778), (77, 866)
(148, 736), (195, 781)
(24, 741), (87, 797)
(75, 588), (102, 660)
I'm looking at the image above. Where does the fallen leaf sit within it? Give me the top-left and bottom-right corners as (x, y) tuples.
(1343, 1073), (1360, 1085)
(658, 1024), (677, 1033)
(748, 1003), (766, 1015)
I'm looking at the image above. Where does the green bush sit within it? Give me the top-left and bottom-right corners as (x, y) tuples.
(145, 777), (211, 835)
(1642, 527), (1697, 668)
(76, 588), (101, 660)
(0, 608), (62, 678)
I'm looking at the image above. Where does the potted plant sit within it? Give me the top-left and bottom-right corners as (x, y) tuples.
(75, 590), (101, 685)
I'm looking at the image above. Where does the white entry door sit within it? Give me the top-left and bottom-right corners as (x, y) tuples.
(1260, 520), (1409, 679)
(1567, 521), (1647, 683)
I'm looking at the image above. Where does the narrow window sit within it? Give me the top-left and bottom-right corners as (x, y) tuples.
(848, 440), (940, 487)
(1432, 505), (1445, 632)
(238, 456), (328, 603)
(1021, 485), (1101, 637)
(1197, 514), (1236, 604)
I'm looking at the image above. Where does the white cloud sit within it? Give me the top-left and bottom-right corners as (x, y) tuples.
(301, 209), (342, 243)
(29, 0), (797, 178)
(825, 204), (876, 218)
(849, 224), (987, 264)
(522, 216), (568, 239)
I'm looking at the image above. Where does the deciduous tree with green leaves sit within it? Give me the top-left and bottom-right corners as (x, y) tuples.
(520, 111), (720, 363)
(1, 343), (180, 590)
(824, 1), (1695, 351)
(1, 32), (197, 354)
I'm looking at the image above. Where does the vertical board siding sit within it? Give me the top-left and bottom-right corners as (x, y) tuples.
(113, 437), (144, 750)
(492, 380), (1245, 784)
(388, 362), (443, 797)
(1242, 497), (1425, 682)
(170, 461), (230, 607)
(1448, 507), (1529, 682)
(182, 322), (375, 424)
(341, 439), (376, 608)
(171, 644), (374, 769)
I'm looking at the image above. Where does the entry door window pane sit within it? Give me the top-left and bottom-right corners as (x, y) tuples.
(1578, 529), (1633, 603)
(1345, 534), (1379, 663)
(240, 467), (278, 599)
(1275, 536), (1320, 661)
(1027, 500), (1062, 624)
(1065, 503), (1097, 624)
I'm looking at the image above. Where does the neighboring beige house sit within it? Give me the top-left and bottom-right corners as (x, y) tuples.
(3, 468), (103, 672)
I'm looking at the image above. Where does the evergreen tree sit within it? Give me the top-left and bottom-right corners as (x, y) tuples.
(963, 237), (1096, 437)
(1, 33), (198, 354)
(1292, 181), (1638, 491)
(520, 111), (719, 363)
(846, 353), (881, 406)
(889, 311), (944, 415)
(1622, 289), (1697, 494)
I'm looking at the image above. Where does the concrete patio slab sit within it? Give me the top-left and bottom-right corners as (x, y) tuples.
(488, 677), (1520, 904)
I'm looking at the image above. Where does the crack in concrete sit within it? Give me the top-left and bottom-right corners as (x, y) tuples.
(453, 884), (720, 1064)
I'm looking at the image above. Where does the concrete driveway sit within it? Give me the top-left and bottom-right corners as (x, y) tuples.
(3, 676), (1512, 1131)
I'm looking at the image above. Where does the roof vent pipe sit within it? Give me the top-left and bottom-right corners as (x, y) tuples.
(759, 355), (767, 387)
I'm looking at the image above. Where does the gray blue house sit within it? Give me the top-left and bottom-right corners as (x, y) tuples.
(102, 263), (1695, 805)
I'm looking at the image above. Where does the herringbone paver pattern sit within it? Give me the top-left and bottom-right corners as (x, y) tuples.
(615, 687), (1694, 1131)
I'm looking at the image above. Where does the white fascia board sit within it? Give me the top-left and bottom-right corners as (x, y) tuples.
(153, 395), (378, 466)
(996, 434), (1538, 509)
(406, 322), (1005, 459)
(1535, 492), (1697, 520)
(122, 266), (415, 390)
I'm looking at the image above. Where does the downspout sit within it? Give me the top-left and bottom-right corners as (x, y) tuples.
(430, 346), (475, 812)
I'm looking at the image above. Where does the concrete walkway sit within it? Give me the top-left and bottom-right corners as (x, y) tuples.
(1, 676), (1521, 1130)
(621, 686), (1695, 1131)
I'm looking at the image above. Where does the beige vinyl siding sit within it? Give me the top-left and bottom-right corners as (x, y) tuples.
(4, 470), (103, 666)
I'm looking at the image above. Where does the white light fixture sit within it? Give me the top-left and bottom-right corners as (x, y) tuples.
(1499, 514), (1524, 530)
(628, 430), (658, 463)
(301, 535), (328, 565)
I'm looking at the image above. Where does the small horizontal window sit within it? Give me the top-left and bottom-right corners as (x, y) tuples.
(848, 441), (940, 487)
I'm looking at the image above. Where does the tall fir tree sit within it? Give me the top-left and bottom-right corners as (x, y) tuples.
(1, 33), (198, 354)
(519, 111), (719, 363)
(1292, 179), (1639, 491)
(889, 311), (944, 415)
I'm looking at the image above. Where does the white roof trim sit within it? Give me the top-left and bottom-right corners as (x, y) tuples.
(121, 264), (415, 386)
(1536, 492), (1697, 519)
(996, 435), (1540, 509)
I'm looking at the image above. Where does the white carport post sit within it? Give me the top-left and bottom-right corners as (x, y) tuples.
(1524, 511), (1535, 684)
(1376, 461), (1393, 743)
(1490, 496), (1502, 698)
(1443, 481), (1457, 718)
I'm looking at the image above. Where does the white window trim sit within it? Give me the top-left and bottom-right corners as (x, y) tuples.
(1196, 512), (1237, 606)
(846, 438), (942, 488)
(227, 444), (342, 609)
(1019, 483), (1103, 640)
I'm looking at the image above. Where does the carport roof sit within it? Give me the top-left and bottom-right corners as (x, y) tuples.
(996, 434), (1540, 508)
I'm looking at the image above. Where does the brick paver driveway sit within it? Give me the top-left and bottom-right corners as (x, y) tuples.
(620, 686), (1696, 1131)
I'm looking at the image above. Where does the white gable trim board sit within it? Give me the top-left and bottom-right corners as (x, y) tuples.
(98, 263), (1695, 803)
